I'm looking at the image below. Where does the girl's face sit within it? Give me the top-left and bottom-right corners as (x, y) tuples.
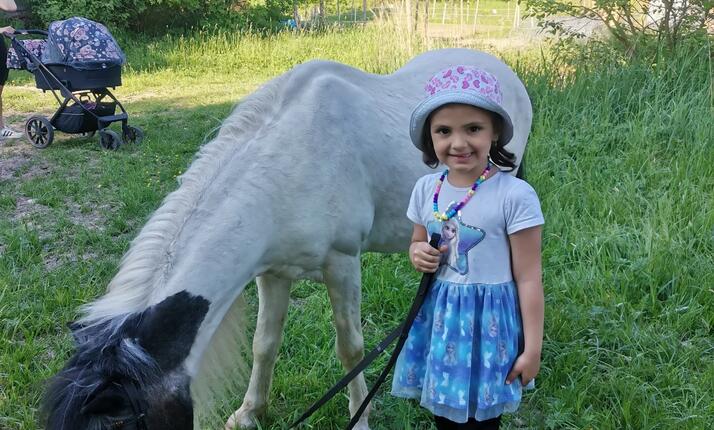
(442, 222), (457, 240)
(430, 104), (498, 183)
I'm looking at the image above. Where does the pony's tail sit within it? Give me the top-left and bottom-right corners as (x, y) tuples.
(191, 294), (253, 427)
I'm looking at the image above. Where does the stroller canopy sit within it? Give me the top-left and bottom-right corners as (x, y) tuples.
(42, 17), (125, 70)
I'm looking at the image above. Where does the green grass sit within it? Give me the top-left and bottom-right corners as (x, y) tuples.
(0, 21), (713, 430)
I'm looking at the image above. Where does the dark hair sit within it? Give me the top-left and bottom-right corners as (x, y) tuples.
(420, 108), (516, 171)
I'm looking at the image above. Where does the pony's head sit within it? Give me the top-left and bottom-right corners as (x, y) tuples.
(43, 291), (210, 430)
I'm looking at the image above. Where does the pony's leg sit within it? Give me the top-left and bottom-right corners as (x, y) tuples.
(225, 274), (291, 430)
(324, 251), (371, 430)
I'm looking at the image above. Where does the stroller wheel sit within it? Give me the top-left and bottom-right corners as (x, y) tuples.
(25, 116), (54, 149)
(123, 126), (144, 145)
(99, 129), (121, 150)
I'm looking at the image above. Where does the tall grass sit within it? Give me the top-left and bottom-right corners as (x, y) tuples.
(119, 21), (424, 77)
(508, 40), (714, 428)
(0, 16), (712, 430)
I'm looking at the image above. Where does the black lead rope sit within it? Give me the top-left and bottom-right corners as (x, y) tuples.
(290, 234), (441, 429)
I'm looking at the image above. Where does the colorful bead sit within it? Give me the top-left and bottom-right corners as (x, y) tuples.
(432, 162), (492, 221)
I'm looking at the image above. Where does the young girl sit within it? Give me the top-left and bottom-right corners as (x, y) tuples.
(392, 66), (544, 430)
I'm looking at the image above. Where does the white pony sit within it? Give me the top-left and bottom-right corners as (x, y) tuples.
(42, 48), (532, 430)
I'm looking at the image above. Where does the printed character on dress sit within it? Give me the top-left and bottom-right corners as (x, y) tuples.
(427, 215), (485, 276)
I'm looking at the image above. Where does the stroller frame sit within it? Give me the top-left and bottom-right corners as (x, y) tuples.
(7, 29), (142, 149)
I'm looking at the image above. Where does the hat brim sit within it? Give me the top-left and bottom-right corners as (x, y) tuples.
(409, 90), (514, 151)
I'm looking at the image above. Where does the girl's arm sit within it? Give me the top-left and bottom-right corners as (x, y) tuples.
(506, 225), (543, 385)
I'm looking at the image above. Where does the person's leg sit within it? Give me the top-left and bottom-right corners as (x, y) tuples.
(457, 416), (502, 430)
(0, 63), (22, 139)
(0, 35), (7, 129)
(0, 36), (20, 138)
(433, 415), (457, 430)
(0, 83), (5, 128)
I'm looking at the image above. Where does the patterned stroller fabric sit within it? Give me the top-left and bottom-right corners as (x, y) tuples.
(7, 39), (46, 70)
(42, 17), (125, 70)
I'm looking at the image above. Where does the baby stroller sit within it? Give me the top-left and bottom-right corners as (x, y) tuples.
(5, 17), (142, 149)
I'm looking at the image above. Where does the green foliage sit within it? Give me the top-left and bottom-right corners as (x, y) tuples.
(527, 0), (714, 56)
(21, 0), (293, 33)
(201, 0), (293, 33)
(23, 0), (146, 28)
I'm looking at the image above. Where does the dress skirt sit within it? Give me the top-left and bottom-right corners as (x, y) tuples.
(391, 279), (533, 423)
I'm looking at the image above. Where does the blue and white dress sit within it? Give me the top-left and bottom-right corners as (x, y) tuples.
(392, 170), (544, 423)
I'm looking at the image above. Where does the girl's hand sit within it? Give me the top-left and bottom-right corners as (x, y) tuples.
(410, 241), (447, 273)
(0, 26), (14, 36)
(505, 351), (540, 386)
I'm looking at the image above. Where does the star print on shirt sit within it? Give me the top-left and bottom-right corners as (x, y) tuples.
(426, 202), (485, 275)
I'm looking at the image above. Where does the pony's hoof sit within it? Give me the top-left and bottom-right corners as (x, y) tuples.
(225, 407), (258, 430)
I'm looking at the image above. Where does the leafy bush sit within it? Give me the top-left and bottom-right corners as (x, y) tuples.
(201, 0), (293, 33)
(20, 0), (293, 33)
(527, 0), (714, 54)
(23, 0), (149, 29)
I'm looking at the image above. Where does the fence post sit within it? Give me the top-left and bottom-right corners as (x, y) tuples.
(424, 0), (430, 42)
(472, 0), (480, 33)
(513, 0), (521, 29)
(414, 0), (419, 29)
(406, 0), (412, 33)
(293, 0), (302, 29)
(460, 0), (464, 32)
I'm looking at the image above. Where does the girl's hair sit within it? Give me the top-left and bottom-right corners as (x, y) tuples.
(420, 107), (516, 171)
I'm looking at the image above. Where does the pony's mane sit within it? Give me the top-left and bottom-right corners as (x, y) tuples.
(79, 73), (288, 327)
(42, 319), (160, 430)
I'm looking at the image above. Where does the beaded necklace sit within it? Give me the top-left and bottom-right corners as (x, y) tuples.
(433, 162), (492, 221)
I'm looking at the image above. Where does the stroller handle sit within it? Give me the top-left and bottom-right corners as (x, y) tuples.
(7, 29), (48, 37)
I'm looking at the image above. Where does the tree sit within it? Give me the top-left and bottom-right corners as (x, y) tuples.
(527, 0), (713, 53)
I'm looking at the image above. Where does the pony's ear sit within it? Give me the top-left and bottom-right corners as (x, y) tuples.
(67, 320), (88, 346)
(135, 291), (210, 371)
(80, 382), (126, 415)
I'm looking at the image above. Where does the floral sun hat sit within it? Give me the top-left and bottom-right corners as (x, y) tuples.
(409, 65), (514, 151)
